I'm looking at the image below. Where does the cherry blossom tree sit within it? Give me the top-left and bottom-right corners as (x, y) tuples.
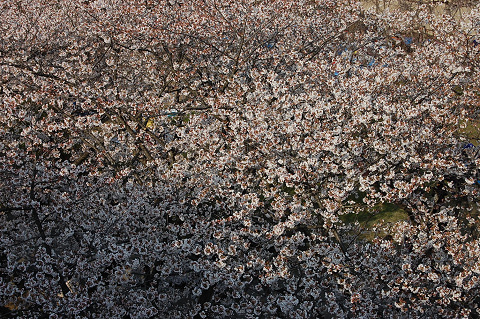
(1, 0), (480, 318)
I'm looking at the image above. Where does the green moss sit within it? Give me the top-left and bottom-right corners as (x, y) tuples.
(346, 191), (367, 205)
(341, 202), (408, 227)
(340, 202), (409, 241)
(452, 85), (464, 96)
(373, 203), (409, 224)
(457, 119), (480, 146)
(280, 183), (296, 196)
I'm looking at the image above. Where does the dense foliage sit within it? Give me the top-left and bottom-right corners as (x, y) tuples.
(1, 0), (480, 317)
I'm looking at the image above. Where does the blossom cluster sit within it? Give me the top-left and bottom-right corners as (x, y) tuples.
(1, 0), (480, 318)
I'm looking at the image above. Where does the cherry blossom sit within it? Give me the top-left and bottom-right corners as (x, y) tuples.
(1, 0), (480, 318)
